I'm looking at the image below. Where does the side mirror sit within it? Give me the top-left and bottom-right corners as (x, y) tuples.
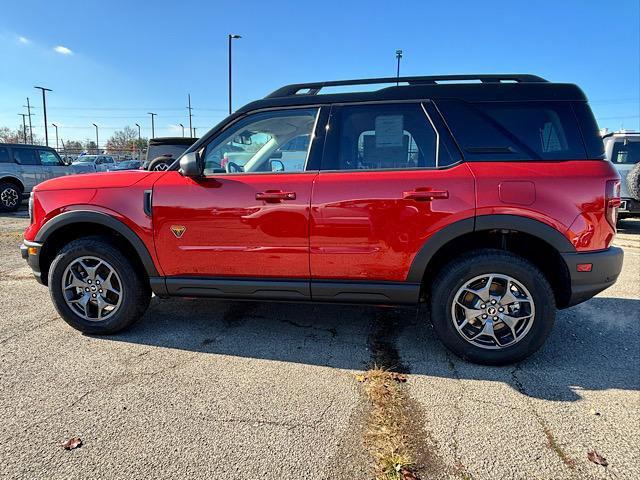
(179, 151), (202, 177)
(270, 159), (284, 172)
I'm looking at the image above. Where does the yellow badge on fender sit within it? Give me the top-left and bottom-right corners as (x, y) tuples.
(170, 225), (186, 238)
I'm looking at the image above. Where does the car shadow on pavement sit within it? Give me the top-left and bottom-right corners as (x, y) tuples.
(104, 295), (640, 402)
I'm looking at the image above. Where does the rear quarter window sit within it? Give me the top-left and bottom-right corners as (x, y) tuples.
(436, 100), (588, 161)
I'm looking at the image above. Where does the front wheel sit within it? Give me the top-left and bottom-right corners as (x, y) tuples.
(430, 249), (555, 365)
(48, 236), (151, 334)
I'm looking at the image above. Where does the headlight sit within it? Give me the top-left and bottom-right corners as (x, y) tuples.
(28, 192), (34, 223)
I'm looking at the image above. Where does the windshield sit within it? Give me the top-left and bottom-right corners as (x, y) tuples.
(74, 156), (96, 163)
(610, 139), (640, 165)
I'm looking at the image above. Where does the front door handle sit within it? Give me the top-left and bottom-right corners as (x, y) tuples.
(403, 189), (449, 201)
(256, 190), (297, 202)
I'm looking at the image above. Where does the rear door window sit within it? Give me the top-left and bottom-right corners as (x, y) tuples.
(38, 150), (63, 166)
(13, 148), (39, 165)
(322, 103), (451, 170)
(610, 140), (640, 164)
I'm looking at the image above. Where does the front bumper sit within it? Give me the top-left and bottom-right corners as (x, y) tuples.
(20, 240), (45, 285)
(561, 247), (624, 307)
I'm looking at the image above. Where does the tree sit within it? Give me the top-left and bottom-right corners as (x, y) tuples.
(106, 126), (142, 153)
(84, 139), (97, 153)
(62, 140), (83, 153)
(0, 126), (26, 143)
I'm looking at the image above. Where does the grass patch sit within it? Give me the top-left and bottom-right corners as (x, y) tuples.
(359, 368), (419, 480)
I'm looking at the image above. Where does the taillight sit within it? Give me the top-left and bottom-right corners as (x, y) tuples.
(605, 180), (620, 229)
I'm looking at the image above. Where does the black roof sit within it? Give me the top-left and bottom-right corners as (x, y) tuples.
(0, 142), (55, 149)
(148, 137), (198, 146)
(236, 74), (588, 115)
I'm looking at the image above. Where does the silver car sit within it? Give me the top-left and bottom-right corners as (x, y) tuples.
(0, 143), (92, 212)
(603, 131), (640, 218)
(71, 155), (116, 172)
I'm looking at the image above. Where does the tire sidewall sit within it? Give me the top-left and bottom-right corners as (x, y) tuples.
(48, 239), (148, 334)
(431, 252), (555, 365)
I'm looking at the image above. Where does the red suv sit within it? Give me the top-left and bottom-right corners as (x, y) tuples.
(21, 74), (623, 365)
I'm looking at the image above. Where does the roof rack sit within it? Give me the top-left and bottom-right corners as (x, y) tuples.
(266, 74), (548, 98)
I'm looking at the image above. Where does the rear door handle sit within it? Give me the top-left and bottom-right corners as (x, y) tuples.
(256, 190), (297, 202)
(403, 189), (449, 201)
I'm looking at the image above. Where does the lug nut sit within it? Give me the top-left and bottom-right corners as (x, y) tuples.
(491, 299), (496, 304)
(96, 280), (100, 285)
(480, 304), (486, 309)
(92, 293), (97, 298)
(85, 287), (90, 292)
(482, 314), (487, 319)
(499, 307), (504, 312)
(493, 316), (498, 321)
(88, 280), (92, 284)
(99, 289), (103, 293)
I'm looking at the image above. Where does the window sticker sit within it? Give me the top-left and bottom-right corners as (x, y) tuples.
(375, 115), (404, 147)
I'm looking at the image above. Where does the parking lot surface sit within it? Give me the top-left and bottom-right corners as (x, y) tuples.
(1, 207), (638, 479)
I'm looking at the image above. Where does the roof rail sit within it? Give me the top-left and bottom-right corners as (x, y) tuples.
(266, 74), (548, 98)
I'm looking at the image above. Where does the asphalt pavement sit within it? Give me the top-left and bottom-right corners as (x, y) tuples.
(0, 208), (638, 479)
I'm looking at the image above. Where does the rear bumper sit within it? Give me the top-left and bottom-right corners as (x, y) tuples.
(619, 197), (640, 216)
(20, 240), (45, 285)
(561, 247), (624, 307)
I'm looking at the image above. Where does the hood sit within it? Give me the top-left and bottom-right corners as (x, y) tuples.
(35, 170), (156, 191)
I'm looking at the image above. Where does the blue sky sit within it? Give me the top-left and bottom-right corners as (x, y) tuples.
(1, 0), (639, 144)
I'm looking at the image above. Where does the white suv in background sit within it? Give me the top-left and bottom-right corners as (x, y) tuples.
(603, 131), (640, 218)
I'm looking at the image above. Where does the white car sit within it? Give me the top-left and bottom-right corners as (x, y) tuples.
(72, 155), (116, 172)
(603, 131), (640, 218)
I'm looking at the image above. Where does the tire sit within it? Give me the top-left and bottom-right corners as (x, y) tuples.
(0, 182), (22, 212)
(147, 158), (171, 171)
(430, 249), (555, 365)
(48, 236), (151, 334)
(627, 163), (640, 201)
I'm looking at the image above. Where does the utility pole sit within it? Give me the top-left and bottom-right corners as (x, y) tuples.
(92, 123), (99, 154)
(187, 94), (193, 137)
(34, 86), (52, 146)
(395, 50), (403, 86)
(147, 112), (156, 138)
(228, 34), (241, 115)
(179, 123), (185, 137)
(23, 98), (34, 143)
(18, 114), (28, 144)
(51, 123), (59, 150)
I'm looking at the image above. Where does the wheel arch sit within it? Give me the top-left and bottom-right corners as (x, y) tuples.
(410, 214), (575, 308)
(36, 210), (159, 286)
(0, 175), (26, 192)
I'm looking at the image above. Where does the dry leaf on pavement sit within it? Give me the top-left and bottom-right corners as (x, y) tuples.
(587, 450), (608, 466)
(61, 437), (82, 450)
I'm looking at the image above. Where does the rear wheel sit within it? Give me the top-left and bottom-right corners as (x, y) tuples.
(48, 236), (151, 334)
(0, 182), (22, 212)
(430, 249), (555, 365)
(147, 157), (171, 171)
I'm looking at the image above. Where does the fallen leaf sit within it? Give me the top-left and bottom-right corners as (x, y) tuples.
(355, 374), (366, 383)
(61, 437), (82, 450)
(400, 467), (420, 480)
(587, 450), (608, 466)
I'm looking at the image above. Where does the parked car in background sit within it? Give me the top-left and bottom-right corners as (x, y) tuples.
(71, 155), (117, 172)
(603, 130), (640, 218)
(106, 160), (141, 171)
(141, 137), (198, 171)
(0, 143), (92, 212)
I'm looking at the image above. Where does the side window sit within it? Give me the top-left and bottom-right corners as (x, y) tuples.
(611, 140), (640, 165)
(324, 103), (438, 171)
(13, 148), (39, 165)
(0, 147), (11, 163)
(202, 108), (318, 175)
(104, 157), (115, 164)
(39, 150), (63, 166)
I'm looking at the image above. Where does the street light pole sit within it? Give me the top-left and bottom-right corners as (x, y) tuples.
(34, 86), (52, 146)
(51, 123), (59, 150)
(395, 50), (403, 86)
(147, 112), (156, 138)
(228, 34), (241, 115)
(92, 123), (99, 154)
(18, 114), (28, 144)
(187, 94), (193, 137)
(135, 123), (141, 141)
(193, 127), (197, 137)
(179, 123), (185, 137)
